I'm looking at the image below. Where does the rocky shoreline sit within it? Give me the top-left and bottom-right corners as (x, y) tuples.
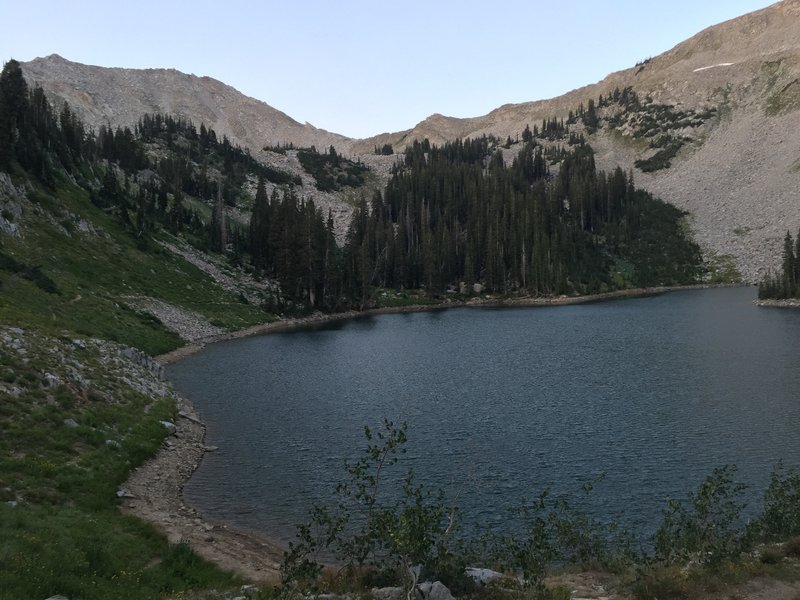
(157, 284), (739, 365)
(754, 298), (800, 308)
(127, 283), (746, 589)
(119, 395), (284, 583)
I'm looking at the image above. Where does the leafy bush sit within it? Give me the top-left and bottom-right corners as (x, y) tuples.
(756, 463), (800, 540)
(281, 423), (800, 597)
(497, 491), (558, 591)
(631, 565), (689, 600)
(759, 546), (784, 564)
(784, 536), (800, 557)
(282, 420), (458, 592)
(492, 479), (634, 593)
(654, 465), (749, 566)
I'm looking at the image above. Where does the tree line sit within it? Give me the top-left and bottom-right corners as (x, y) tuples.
(758, 229), (800, 299)
(339, 135), (701, 307)
(2, 58), (704, 315)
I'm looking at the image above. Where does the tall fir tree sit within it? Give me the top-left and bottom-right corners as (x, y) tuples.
(250, 177), (270, 273)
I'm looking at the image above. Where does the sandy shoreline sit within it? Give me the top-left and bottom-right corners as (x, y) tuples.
(123, 283), (746, 585)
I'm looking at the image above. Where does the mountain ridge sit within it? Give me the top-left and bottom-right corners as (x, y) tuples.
(23, 53), (351, 151)
(357, 0), (800, 148)
(17, 0), (800, 281)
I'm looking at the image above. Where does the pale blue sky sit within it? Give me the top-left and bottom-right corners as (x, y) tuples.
(1, 1), (776, 138)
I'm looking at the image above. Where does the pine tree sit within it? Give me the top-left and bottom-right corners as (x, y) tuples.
(0, 59), (29, 166)
(782, 230), (796, 297)
(249, 177), (270, 272)
(794, 227), (800, 291)
(210, 181), (227, 253)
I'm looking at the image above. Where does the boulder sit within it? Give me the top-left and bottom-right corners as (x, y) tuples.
(159, 421), (177, 435)
(416, 581), (454, 600)
(465, 567), (505, 586)
(239, 585), (260, 599)
(43, 373), (60, 388)
(372, 586), (404, 600)
(120, 346), (166, 379)
(63, 418), (78, 428)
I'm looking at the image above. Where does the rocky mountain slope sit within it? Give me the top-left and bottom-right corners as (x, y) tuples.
(22, 54), (350, 152)
(360, 0), (800, 147)
(19, 0), (800, 281)
(20, 54), (380, 235)
(358, 0), (800, 282)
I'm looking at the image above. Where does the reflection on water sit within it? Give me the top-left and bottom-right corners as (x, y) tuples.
(167, 288), (800, 544)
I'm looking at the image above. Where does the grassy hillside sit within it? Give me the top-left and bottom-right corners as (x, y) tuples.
(0, 327), (249, 600)
(0, 61), (280, 599)
(0, 171), (271, 355)
(0, 167), (274, 597)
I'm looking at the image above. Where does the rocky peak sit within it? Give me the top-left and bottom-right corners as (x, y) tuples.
(22, 54), (354, 153)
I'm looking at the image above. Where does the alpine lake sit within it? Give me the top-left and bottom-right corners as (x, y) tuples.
(167, 287), (800, 546)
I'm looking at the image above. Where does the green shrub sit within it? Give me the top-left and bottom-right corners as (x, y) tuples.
(759, 546), (784, 564)
(281, 420), (458, 593)
(784, 536), (800, 557)
(654, 465), (749, 566)
(757, 464), (800, 540)
(632, 565), (689, 600)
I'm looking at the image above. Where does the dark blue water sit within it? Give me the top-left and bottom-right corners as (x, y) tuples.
(167, 288), (800, 544)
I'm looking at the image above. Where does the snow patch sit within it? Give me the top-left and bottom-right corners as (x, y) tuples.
(693, 62), (735, 72)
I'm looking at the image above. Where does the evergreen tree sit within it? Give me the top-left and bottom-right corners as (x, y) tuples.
(583, 99), (599, 132)
(210, 181), (227, 253)
(521, 124), (533, 143)
(250, 177), (270, 273)
(0, 60), (29, 167)
(782, 230), (796, 297)
(794, 227), (800, 289)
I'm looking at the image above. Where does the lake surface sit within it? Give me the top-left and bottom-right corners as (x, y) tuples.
(167, 287), (800, 545)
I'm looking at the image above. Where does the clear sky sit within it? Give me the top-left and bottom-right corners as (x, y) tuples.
(0, 1), (777, 139)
